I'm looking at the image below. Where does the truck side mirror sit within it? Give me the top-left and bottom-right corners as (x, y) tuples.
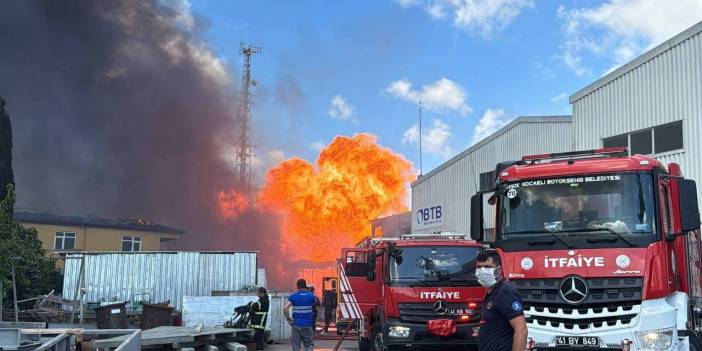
(679, 179), (701, 232)
(366, 252), (377, 281)
(470, 193), (484, 241)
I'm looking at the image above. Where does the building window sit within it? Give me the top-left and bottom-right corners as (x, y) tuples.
(603, 134), (628, 148)
(654, 121), (683, 153)
(630, 129), (652, 155)
(602, 121), (683, 155)
(54, 232), (76, 250)
(122, 236), (142, 252)
(479, 171), (496, 192)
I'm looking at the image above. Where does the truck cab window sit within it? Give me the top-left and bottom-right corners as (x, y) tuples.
(389, 246), (481, 286)
(498, 172), (657, 249)
(345, 251), (369, 277)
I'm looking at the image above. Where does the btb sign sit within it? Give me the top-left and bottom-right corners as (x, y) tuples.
(416, 205), (443, 229)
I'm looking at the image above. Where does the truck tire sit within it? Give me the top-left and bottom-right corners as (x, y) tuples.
(373, 328), (387, 351)
(681, 330), (702, 351)
(359, 336), (372, 351)
(690, 332), (702, 351)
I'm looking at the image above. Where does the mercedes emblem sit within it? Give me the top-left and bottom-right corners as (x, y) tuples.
(559, 276), (588, 304)
(433, 299), (448, 315)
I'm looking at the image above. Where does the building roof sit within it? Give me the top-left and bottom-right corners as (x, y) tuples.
(412, 115), (572, 187)
(14, 211), (187, 235)
(570, 20), (702, 104)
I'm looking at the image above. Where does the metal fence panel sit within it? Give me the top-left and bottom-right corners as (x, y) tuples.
(63, 252), (258, 311)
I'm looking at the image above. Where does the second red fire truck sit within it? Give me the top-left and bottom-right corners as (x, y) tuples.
(337, 233), (486, 350)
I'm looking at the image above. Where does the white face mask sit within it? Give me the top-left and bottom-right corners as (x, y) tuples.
(476, 267), (498, 288)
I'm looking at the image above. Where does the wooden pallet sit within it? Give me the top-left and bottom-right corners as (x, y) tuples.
(92, 326), (252, 349)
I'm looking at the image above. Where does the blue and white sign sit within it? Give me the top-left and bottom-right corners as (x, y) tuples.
(415, 204), (443, 229)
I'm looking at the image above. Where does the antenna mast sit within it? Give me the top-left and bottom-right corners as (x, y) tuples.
(418, 98), (423, 177)
(237, 42), (262, 199)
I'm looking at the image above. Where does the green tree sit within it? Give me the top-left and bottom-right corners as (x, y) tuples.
(0, 98), (58, 310)
(0, 185), (58, 311)
(0, 96), (14, 214)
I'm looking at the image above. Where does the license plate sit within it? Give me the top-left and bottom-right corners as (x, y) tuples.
(555, 336), (599, 347)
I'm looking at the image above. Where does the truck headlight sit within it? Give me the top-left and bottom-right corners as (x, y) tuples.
(636, 328), (674, 350)
(388, 326), (411, 338)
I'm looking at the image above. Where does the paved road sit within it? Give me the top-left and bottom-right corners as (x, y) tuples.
(266, 340), (359, 351)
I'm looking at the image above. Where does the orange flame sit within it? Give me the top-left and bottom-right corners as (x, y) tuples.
(217, 188), (248, 219)
(257, 133), (415, 263)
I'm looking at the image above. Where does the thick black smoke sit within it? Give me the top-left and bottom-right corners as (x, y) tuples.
(0, 0), (287, 287)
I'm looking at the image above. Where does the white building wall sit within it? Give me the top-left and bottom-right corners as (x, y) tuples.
(411, 21), (702, 237)
(571, 22), (701, 185)
(411, 117), (573, 234)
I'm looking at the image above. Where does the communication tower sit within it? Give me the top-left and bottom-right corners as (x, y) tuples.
(236, 43), (261, 199)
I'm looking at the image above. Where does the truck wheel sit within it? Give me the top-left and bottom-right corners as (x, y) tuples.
(690, 332), (702, 351)
(359, 336), (372, 351)
(373, 329), (387, 351)
(681, 330), (702, 351)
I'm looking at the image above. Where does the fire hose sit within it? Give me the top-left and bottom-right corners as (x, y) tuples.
(332, 318), (357, 351)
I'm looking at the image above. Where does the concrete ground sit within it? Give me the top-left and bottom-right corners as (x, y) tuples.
(266, 340), (359, 351)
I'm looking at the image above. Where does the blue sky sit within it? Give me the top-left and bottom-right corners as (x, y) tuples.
(189, 0), (702, 176)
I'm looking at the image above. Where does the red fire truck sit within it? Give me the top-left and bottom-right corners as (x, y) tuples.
(337, 233), (485, 350)
(470, 147), (702, 351)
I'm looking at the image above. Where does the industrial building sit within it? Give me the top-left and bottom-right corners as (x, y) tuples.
(411, 116), (573, 235)
(411, 20), (702, 234)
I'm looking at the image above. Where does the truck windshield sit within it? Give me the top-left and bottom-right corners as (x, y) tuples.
(498, 172), (656, 246)
(389, 246), (481, 286)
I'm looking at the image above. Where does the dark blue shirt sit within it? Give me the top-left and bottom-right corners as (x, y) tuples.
(478, 280), (524, 351)
(288, 289), (316, 327)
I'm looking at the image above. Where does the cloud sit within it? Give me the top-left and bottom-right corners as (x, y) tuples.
(471, 108), (512, 144)
(386, 78), (472, 115)
(310, 141), (325, 151)
(328, 94), (356, 122)
(552, 92), (567, 103)
(402, 119), (455, 160)
(394, 0), (422, 7)
(395, 0), (533, 37)
(557, 0), (702, 76)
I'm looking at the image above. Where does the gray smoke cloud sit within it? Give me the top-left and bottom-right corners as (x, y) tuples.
(0, 0), (289, 287)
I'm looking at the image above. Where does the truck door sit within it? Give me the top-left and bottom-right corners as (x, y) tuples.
(338, 249), (383, 337)
(670, 177), (702, 322)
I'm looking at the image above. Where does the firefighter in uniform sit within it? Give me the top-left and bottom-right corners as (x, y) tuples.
(248, 287), (270, 351)
(476, 250), (528, 351)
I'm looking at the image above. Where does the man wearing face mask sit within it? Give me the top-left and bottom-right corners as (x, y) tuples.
(475, 250), (528, 351)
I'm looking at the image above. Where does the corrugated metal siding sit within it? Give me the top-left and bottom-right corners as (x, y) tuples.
(63, 252), (257, 311)
(572, 29), (702, 190)
(411, 120), (574, 234)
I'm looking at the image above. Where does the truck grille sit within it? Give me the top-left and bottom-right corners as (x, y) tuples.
(514, 277), (642, 332)
(398, 302), (478, 324)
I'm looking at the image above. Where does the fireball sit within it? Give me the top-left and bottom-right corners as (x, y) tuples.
(257, 133), (415, 263)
